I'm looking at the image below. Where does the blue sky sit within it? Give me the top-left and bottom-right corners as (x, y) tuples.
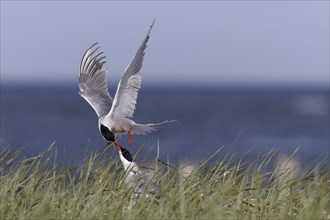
(1, 1), (329, 87)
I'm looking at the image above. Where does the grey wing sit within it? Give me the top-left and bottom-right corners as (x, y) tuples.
(79, 43), (113, 117)
(109, 21), (154, 119)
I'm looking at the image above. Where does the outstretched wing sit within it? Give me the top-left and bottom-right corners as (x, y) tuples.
(109, 21), (154, 119)
(79, 43), (113, 117)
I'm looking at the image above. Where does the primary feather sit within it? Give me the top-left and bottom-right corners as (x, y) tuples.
(79, 43), (113, 117)
(109, 23), (153, 119)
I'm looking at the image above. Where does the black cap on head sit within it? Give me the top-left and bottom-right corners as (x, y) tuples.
(100, 124), (115, 142)
(120, 147), (133, 162)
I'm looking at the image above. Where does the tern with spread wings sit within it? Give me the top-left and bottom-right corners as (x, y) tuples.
(78, 22), (169, 146)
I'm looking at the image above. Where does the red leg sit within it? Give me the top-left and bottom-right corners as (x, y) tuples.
(128, 131), (133, 145)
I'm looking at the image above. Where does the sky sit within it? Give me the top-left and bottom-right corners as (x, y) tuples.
(1, 1), (329, 87)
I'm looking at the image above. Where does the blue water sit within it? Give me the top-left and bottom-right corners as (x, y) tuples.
(1, 85), (329, 167)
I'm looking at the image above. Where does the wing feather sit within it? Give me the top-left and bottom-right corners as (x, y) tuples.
(109, 22), (154, 119)
(79, 43), (113, 117)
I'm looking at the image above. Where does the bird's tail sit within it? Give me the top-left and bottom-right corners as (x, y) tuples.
(131, 120), (176, 135)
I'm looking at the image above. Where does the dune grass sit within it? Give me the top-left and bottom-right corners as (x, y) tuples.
(0, 143), (329, 220)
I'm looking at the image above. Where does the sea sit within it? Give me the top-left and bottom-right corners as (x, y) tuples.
(1, 84), (329, 168)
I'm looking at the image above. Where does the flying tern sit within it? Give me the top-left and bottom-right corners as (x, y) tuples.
(78, 21), (170, 146)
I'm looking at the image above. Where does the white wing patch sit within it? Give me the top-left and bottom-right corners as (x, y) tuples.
(117, 74), (142, 118)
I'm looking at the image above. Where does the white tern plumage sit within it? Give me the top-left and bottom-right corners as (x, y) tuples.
(78, 21), (170, 146)
(115, 144), (158, 196)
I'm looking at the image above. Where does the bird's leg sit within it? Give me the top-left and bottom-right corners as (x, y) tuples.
(127, 131), (133, 145)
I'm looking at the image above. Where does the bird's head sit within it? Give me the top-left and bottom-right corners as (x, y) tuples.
(115, 144), (139, 172)
(100, 124), (115, 142)
(118, 146), (134, 162)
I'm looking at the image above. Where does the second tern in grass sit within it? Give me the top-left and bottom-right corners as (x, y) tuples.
(78, 21), (171, 146)
(115, 144), (158, 196)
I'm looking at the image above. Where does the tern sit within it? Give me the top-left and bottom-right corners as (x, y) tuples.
(115, 144), (158, 196)
(78, 21), (170, 146)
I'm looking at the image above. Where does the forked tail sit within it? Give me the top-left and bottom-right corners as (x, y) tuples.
(131, 120), (176, 135)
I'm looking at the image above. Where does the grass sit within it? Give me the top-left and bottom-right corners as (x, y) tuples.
(0, 143), (329, 220)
